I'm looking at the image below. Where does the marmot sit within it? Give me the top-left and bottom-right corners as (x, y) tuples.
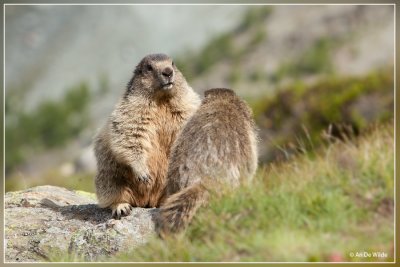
(157, 88), (258, 236)
(94, 53), (200, 219)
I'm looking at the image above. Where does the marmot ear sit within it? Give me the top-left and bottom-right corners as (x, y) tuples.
(126, 76), (135, 92)
(133, 61), (143, 76)
(134, 68), (142, 76)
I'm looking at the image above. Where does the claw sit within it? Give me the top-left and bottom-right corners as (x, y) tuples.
(111, 203), (132, 219)
(112, 209), (121, 220)
(137, 174), (151, 183)
(123, 206), (132, 216)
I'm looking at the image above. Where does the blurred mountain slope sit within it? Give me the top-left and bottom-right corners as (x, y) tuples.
(5, 5), (249, 114)
(5, 5), (394, 191)
(182, 5), (394, 98)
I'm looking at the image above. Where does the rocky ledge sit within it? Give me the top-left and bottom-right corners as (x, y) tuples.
(5, 186), (156, 262)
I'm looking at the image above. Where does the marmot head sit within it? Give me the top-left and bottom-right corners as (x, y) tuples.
(204, 88), (254, 121)
(127, 53), (185, 97)
(204, 88), (235, 98)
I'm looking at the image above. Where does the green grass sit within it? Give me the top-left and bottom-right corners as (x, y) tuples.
(5, 170), (95, 193)
(113, 123), (394, 262)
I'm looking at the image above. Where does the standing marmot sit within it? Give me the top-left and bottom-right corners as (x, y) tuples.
(157, 88), (258, 236)
(94, 53), (200, 219)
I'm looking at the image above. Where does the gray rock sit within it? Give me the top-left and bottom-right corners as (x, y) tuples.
(5, 185), (156, 262)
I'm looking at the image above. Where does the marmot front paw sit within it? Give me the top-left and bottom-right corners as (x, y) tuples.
(137, 174), (151, 183)
(111, 203), (132, 219)
(131, 162), (151, 183)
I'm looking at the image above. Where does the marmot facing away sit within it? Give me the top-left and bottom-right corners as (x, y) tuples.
(157, 88), (258, 236)
(94, 53), (200, 219)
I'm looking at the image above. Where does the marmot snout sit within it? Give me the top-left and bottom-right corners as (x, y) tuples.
(129, 54), (177, 93)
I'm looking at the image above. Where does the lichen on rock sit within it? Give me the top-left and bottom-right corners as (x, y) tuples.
(4, 185), (156, 262)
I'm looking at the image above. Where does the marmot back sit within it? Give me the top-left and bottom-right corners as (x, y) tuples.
(157, 88), (258, 236)
(94, 53), (200, 219)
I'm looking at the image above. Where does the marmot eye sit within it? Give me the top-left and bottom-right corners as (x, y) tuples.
(147, 64), (153, 71)
(172, 61), (175, 66)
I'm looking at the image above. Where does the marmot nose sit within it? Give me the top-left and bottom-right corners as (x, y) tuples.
(162, 67), (174, 78)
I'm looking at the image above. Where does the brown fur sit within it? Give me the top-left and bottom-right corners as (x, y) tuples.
(94, 54), (200, 218)
(157, 88), (258, 236)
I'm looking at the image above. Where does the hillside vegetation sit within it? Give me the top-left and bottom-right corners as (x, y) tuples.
(114, 123), (394, 262)
(251, 68), (393, 162)
(5, 83), (91, 173)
